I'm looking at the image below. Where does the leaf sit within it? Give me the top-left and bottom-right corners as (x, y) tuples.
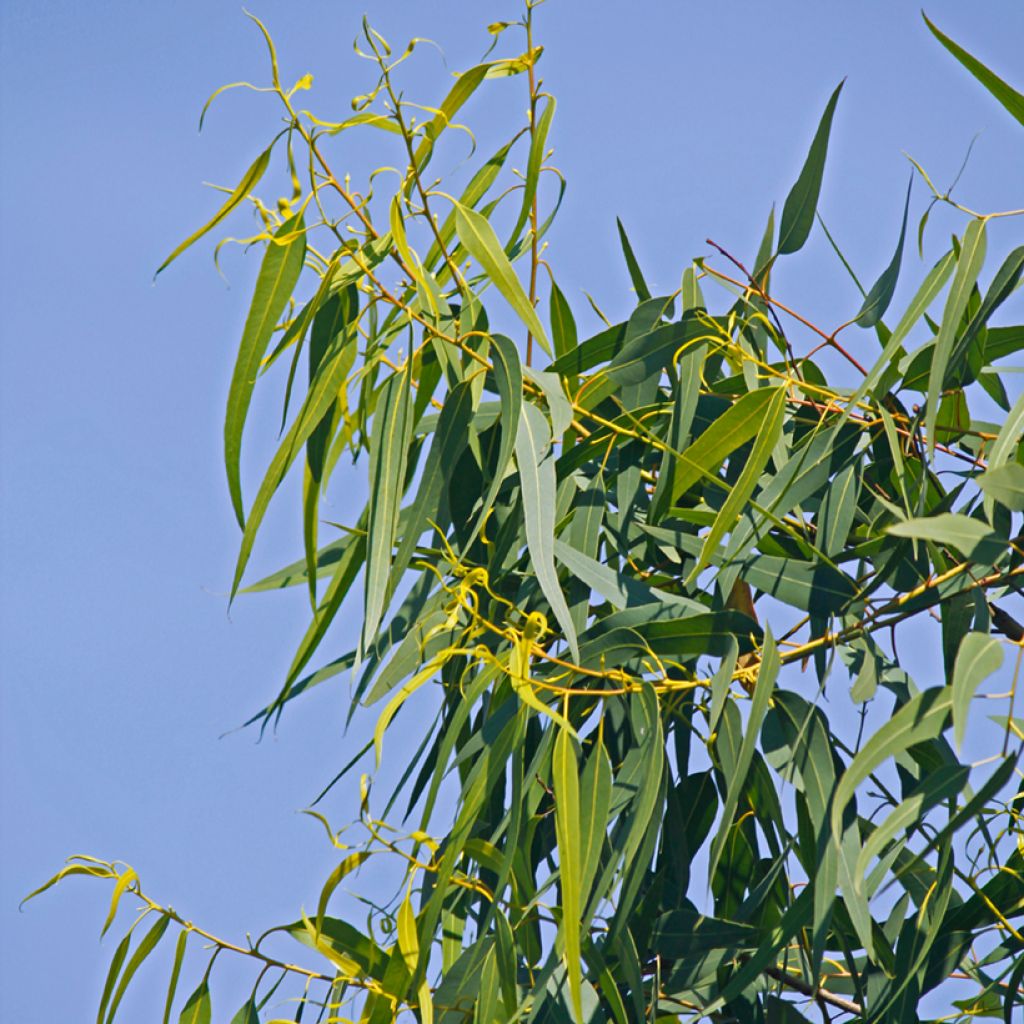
(923, 13), (1024, 128)
(978, 462), (1024, 511)
(411, 64), (490, 174)
(553, 726), (584, 1023)
(888, 512), (1007, 564)
(669, 386), (783, 504)
(830, 687), (952, 844)
(549, 278), (578, 363)
(104, 914), (171, 1024)
(952, 632), (1004, 751)
(454, 201), (551, 356)
(178, 981), (211, 1024)
(363, 364), (414, 651)
(778, 81), (844, 255)
(224, 213), (307, 526)
(925, 216), (986, 458)
(96, 932), (131, 1024)
(578, 737), (612, 906)
(615, 218), (651, 301)
(162, 930), (188, 1024)
(509, 94), (555, 245)
(988, 390), (1024, 469)
(101, 867), (138, 937)
(515, 403), (579, 659)
(856, 174), (912, 327)
(229, 1000), (260, 1024)
(156, 144), (273, 275)
(707, 629), (780, 884)
(230, 315), (359, 598)
(854, 764), (969, 891)
(316, 851), (371, 934)
(687, 385), (786, 582)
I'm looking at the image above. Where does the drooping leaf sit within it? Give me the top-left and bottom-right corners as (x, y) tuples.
(178, 981), (212, 1024)
(224, 213), (307, 526)
(553, 726), (584, 1023)
(515, 402), (579, 659)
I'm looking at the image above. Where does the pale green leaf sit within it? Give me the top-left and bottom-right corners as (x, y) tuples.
(952, 632), (1004, 750)
(553, 726), (583, 1023)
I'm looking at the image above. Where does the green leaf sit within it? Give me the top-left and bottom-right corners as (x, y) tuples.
(553, 727), (584, 1023)
(230, 310), (359, 598)
(104, 914), (171, 1024)
(778, 81), (844, 255)
(224, 213), (307, 526)
(162, 929), (188, 1024)
(229, 999), (260, 1024)
(687, 386), (786, 583)
(988, 390), (1024, 469)
(707, 629), (780, 884)
(615, 218), (651, 301)
(578, 737), (612, 907)
(453, 201), (551, 356)
(178, 981), (211, 1024)
(510, 95), (555, 246)
(96, 932), (131, 1024)
(830, 687), (952, 844)
(156, 144), (273, 275)
(316, 851), (371, 935)
(952, 632), (1004, 751)
(549, 278), (578, 363)
(411, 63), (491, 175)
(669, 386), (784, 504)
(363, 364), (414, 652)
(923, 13), (1024, 128)
(856, 174), (912, 327)
(925, 216), (986, 458)
(515, 402), (579, 659)
(888, 512), (1007, 564)
(978, 461), (1024, 511)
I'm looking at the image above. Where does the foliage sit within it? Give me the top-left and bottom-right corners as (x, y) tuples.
(27, 5), (1024, 1022)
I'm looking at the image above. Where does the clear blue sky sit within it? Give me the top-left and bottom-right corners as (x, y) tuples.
(2, 1), (1023, 1019)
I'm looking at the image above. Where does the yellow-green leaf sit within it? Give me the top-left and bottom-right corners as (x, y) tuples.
(454, 201), (552, 356)
(553, 726), (584, 1024)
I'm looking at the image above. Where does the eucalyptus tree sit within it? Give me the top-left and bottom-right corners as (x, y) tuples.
(28, 6), (1024, 1022)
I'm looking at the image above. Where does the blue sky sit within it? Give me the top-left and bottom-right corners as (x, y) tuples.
(2, 1), (1023, 1019)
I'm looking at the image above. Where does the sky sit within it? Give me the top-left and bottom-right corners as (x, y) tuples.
(1, 1), (1023, 1020)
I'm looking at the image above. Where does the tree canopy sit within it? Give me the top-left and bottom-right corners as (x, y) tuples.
(27, 5), (1024, 1022)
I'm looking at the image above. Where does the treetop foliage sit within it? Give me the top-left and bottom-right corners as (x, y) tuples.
(27, 5), (1024, 1022)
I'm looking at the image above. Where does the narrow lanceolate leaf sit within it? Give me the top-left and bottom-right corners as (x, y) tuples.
(670, 386), (782, 504)
(578, 737), (612, 905)
(553, 726), (584, 1024)
(549, 278), (578, 363)
(925, 216), (986, 458)
(515, 403), (579, 660)
(104, 914), (171, 1024)
(101, 867), (138, 937)
(707, 629), (780, 884)
(231, 321), (357, 598)
(778, 81), (844, 255)
(453, 201), (551, 356)
(952, 632), (1004, 751)
(615, 218), (651, 301)
(178, 981), (212, 1024)
(224, 213), (307, 526)
(467, 334), (521, 549)
(509, 94), (555, 246)
(363, 364), (414, 652)
(316, 851), (371, 935)
(888, 512), (1007, 564)
(156, 144), (273, 275)
(854, 763), (969, 894)
(978, 462), (1024, 511)
(923, 13), (1024, 128)
(96, 932), (131, 1024)
(687, 386), (785, 583)
(988, 390), (1024, 469)
(162, 930), (188, 1024)
(830, 687), (952, 844)
(856, 174), (912, 327)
